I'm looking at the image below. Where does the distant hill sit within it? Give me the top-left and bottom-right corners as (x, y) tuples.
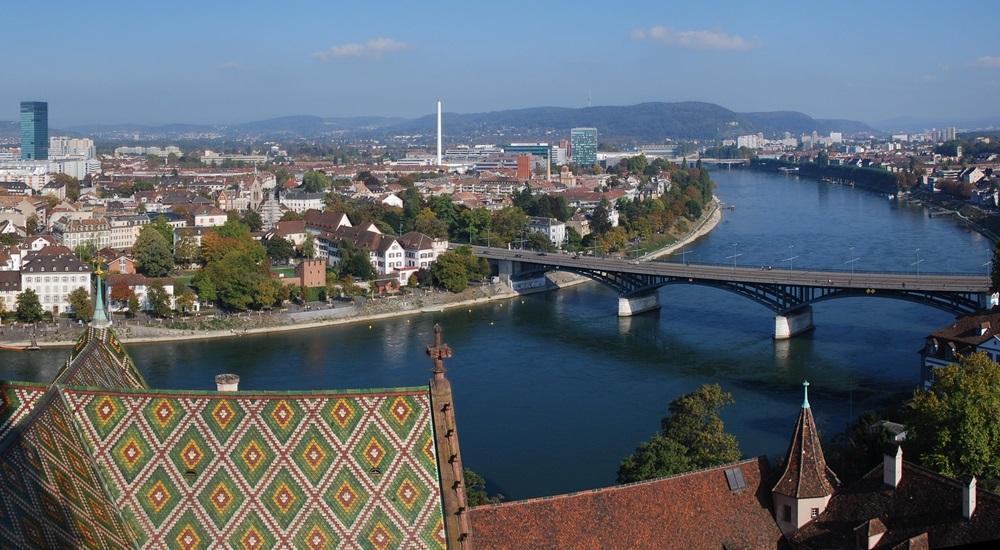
(383, 102), (877, 142)
(0, 102), (875, 143)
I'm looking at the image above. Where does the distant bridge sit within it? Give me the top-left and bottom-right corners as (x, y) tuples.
(469, 246), (992, 339)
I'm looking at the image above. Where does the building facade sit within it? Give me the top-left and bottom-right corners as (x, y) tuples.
(570, 127), (598, 166)
(20, 101), (48, 161)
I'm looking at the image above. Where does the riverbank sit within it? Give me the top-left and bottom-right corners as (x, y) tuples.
(4, 198), (723, 349)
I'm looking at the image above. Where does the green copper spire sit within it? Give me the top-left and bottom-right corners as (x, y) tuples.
(802, 380), (810, 409)
(91, 263), (111, 328)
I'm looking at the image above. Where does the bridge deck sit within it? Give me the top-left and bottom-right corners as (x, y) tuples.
(469, 246), (989, 293)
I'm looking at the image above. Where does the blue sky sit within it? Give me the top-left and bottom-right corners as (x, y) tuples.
(5, 0), (1000, 126)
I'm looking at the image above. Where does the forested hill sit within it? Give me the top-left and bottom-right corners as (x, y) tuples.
(383, 101), (876, 142)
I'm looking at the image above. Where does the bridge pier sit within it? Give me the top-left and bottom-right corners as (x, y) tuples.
(618, 291), (661, 317)
(775, 306), (814, 340)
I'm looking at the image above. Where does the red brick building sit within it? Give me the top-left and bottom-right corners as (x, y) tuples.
(295, 258), (326, 289)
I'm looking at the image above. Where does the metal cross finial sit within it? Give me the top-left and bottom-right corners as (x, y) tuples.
(427, 324), (453, 376)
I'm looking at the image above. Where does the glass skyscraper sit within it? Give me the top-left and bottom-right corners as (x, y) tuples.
(20, 101), (48, 160)
(570, 127), (597, 166)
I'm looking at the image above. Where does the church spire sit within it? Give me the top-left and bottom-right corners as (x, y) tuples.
(91, 262), (111, 329)
(772, 380), (839, 533)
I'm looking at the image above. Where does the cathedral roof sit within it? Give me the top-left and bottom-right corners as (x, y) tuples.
(0, 324), (451, 548)
(772, 382), (839, 499)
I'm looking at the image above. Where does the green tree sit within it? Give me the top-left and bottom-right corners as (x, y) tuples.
(414, 208), (449, 239)
(67, 287), (93, 322)
(147, 282), (172, 317)
(25, 215), (39, 236)
(127, 292), (140, 318)
(591, 201), (613, 235)
(617, 435), (693, 483)
(280, 210), (304, 222)
(73, 242), (97, 263)
(265, 237), (295, 265)
(53, 173), (80, 201)
(617, 384), (741, 483)
(241, 210), (264, 232)
(338, 241), (376, 280)
(489, 207), (528, 246)
(301, 234), (316, 258)
(133, 225), (173, 277)
(191, 272), (217, 303)
(302, 170), (332, 192)
(464, 468), (502, 506)
(430, 246), (487, 293)
(149, 215), (175, 244)
(15, 289), (43, 322)
(906, 352), (1000, 490)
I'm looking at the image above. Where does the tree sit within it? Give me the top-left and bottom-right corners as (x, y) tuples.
(148, 215), (175, 244)
(53, 173), (81, 201)
(414, 208), (449, 239)
(526, 231), (555, 252)
(25, 215), (39, 236)
(617, 435), (693, 483)
(127, 292), (140, 318)
(339, 241), (376, 280)
(617, 384), (741, 483)
(265, 237), (295, 265)
(15, 289), (43, 322)
(302, 170), (332, 192)
(67, 287), (93, 322)
(489, 207), (528, 246)
(430, 246), (488, 293)
(280, 210), (304, 222)
(191, 272), (217, 303)
(241, 210), (264, 232)
(301, 234), (316, 258)
(110, 281), (132, 305)
(133, 225), (173, 277)
(73, 242), (97, 263)
(174, 236), (202, 267)
(176, 288), (197, 314)
(147, 282), (172, 318)
(906, 352), (1000, 490)
(464, 468), (502, 506)
(591, 201), (613, 235)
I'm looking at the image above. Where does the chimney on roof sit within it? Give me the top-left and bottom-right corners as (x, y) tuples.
(980, 321), (991, 336)
(215, 373), (239, 392)
(963, 476), (977, 520)
(884, 446), (903, 488)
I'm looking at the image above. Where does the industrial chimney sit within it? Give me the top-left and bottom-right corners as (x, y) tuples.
(215, 373), (240, 392)
(437, 100), (443, 166)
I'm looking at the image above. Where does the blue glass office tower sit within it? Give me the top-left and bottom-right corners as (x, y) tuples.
(20, 101), (48, 160)
(570, 127), (597, 166)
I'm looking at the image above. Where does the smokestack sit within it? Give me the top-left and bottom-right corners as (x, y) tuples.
(437, 100), (443, 166)
(215, 373), (240, 392)
(884, 446), (902, 488)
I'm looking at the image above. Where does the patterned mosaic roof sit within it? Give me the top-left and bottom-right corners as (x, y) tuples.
(0, 325), (451, 549)
(0, 382), (46, 442)
(64, 387), (446, 549)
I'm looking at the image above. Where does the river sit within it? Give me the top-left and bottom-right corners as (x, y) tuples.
(1, 169), (991, 500)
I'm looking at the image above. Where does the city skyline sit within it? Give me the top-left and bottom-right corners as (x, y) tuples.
(3, 0), (1000, 127)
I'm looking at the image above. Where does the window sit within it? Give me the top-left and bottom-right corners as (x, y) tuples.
(782, 505), (791, 522)
(810, 508), (819, 519)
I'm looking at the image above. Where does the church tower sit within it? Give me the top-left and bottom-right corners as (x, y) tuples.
(772, 381), (839, 534)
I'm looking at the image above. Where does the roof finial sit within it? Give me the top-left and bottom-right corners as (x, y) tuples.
(426, 324), (453, 380)
(802, 380), (811, 409)
(91, 261), (111, 329)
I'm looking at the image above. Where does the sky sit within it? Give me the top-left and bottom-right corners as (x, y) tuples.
(4, 0), (1000, 127)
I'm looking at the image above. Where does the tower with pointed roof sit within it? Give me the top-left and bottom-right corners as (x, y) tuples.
(772, 381), (840, 534)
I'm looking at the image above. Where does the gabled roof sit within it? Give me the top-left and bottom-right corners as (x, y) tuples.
(773, 383), (838, 499)
(469, 457), (782, 549)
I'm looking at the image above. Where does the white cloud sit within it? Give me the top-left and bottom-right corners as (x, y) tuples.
(313, 37), (410, 60)
(973, 56), (1000, 68)
(631, 25), (753, 51)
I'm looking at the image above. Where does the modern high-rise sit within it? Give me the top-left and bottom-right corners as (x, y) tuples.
(20, 101), (48, 160)
(570, 127), (597, 166)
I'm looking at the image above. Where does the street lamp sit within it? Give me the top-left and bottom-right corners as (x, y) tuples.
(845, 246), (860, 278)
(781, 244), (798, 272)
(912, 248), (924, 277)
(726, 242), (742, 272)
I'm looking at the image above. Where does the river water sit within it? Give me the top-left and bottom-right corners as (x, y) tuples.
(1, 170), (991, 500)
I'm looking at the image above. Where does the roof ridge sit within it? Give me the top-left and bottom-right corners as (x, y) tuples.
(470, 457), (765, 511)
(60, 384), (432, 398)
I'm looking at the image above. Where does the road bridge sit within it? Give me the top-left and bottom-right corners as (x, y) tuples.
(468, 246), (993, 339)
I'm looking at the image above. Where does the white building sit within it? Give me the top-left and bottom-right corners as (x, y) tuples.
(53, 218), (112, 250)
(279, 190), (327, 213)
(20, 249), (92, 315)
(736, 134), (763, 149)
(49, 137), (96, 159)
(527, 216), (567, 247)
(399, 232), (448, 269)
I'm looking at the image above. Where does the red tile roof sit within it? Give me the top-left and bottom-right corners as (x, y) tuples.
(790, 461), (1000, 548)
(469, 457), (783, 549)
(773, 401), (839, 499)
